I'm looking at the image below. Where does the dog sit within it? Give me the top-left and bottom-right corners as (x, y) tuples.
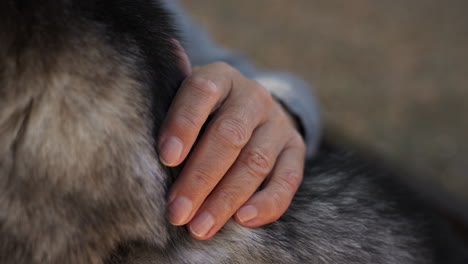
(0, 0), (441, 263)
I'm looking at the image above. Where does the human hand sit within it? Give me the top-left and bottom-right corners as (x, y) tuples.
(158, 62), (306, 240)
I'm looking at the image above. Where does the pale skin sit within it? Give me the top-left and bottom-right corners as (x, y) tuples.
(158, 43), (306, 240)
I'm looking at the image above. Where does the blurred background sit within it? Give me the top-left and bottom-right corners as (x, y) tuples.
(178, 0), (467, 225)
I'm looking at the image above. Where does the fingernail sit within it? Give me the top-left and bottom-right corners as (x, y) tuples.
(237, 205), (258, 223)
(168, 196), (193, 226)
(159, 137), (183, 166)
(189, 212), (215, 238)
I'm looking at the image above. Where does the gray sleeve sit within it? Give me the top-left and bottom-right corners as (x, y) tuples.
(162, 0), (321, 158)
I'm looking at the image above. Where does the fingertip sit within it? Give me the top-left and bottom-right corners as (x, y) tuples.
(236, 205), (258, 224)
(188, 212), (215, 240)
(236, 189), (289, 228)
(235, 202), (274, 228)
(167, 196), (193, 226)
(159, 136), (184, 167)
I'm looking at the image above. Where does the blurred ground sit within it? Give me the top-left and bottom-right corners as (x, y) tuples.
(179, 0), (468, 217)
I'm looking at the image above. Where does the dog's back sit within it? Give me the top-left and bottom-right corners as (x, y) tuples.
(0, 1), (440, 263)
(119, 147), (438, 264)
(0, 1), (186, 263)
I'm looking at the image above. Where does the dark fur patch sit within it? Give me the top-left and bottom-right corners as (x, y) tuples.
(0, 1), (450, 264)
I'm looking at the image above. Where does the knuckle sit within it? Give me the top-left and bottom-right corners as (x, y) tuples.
(290, 132), (306, 150)
(252, 81), (274, 108)
(185, 77), (219, 99)
(211, 61), (232, 71)
(212, 62), (240, 77)
(191, 168), (218, 189)
(241, 148), (273, 179)
(276, 109), (296, 129)
(214, 117), (249, 149)
(279, 170), (303, 193)
(213, 187), (239, 213)
(176, 110), (201, 131)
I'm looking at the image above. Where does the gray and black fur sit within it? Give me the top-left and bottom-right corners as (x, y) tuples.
(0, 0), (445, 263)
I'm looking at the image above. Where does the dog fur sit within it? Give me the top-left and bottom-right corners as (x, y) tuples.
(0, 1), (440, 263)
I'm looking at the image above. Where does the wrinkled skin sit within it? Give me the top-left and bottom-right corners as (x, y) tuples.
(159, 54), (307, 240)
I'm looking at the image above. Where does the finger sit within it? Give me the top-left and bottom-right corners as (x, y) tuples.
(172, 39), (192, 77)
(167, 94), (268, 226)
(158, 62), (238, 167)
(234, 134), (305, 228)
(187, 120), (288, 240)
